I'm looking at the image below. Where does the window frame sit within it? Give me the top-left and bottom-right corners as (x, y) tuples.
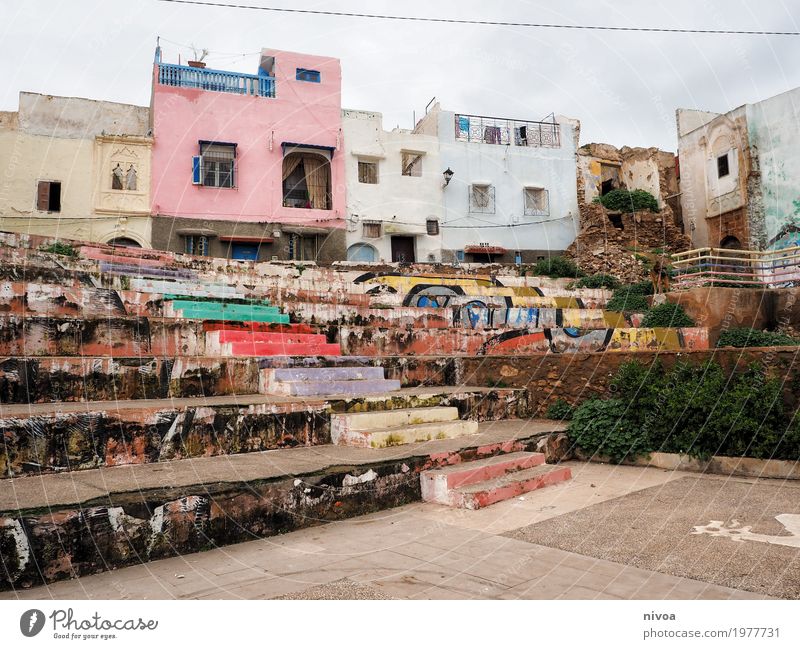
(362, 221), (382, 239)
(523, 187), (550, 217)
(469, 183), (495, 214)
(296, 68), (321, 83)
(36, 180), (61, 212)
(426, 219), (440, 236)
(184, 235), (209, 256)
(358, 159), (379, 184)
(401, 151), (423, 177)
(717, 153), (730, 179)
(199, 141), (237, 189)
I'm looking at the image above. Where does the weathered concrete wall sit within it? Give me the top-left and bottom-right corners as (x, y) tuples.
(343, 109), (443, 262)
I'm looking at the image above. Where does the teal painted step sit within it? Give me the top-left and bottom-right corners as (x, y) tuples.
(164, 294), (272, 306)
(168, 300), (280, 315)
(179, 310), (290, 324)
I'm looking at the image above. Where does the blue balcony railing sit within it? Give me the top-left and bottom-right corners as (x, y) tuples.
(158, 63), (275, 98)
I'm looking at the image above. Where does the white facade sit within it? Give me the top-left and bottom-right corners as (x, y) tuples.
(415, 103), (579, 262)
(342, 109), (443, 262)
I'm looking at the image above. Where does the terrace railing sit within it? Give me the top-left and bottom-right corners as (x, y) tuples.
(671, 246), (800, 289)
(158, 63), (275, 98)
(454, 114), (561, 148)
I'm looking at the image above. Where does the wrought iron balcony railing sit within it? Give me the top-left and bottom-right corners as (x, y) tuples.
(454, 114), (560, 148)
(158, 63), (275, 98)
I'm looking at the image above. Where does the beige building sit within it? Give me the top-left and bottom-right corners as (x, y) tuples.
(0, 92), (152, 247)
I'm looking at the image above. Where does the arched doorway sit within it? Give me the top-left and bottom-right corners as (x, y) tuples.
(347, 243), (378, 262)
(282, 152), (331, 210)
(720, 235), (742, 249)
(107, 237), (142, 248)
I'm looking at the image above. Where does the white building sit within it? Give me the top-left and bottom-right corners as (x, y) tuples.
(414, 103), (579, 263)
(342, 109), (443, 262)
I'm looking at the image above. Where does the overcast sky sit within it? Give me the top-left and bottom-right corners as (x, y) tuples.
(2, 0), (799, 151)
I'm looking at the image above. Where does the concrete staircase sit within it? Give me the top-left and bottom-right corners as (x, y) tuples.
(331, 406), (478, 448)
(420, 451), (571, 509)
(261, 366), (399, 396)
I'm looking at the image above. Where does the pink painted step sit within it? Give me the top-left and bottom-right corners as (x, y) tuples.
(421, 452), (571, 510)
(228, 341), (341, 356)
(217, 330), (326, 344)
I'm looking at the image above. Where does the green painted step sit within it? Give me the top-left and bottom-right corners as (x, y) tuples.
(179, 310), (290, 324)
(164, 294), (272, 306)
(169, 300), (280, 314)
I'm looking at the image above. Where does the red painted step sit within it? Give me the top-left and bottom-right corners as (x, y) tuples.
(228, 341), (341, 356)
(217, 330), (326, 344)
(453, 465), (572, 510)
(421, 451), (545, 496)
(203, 322), (315, 334)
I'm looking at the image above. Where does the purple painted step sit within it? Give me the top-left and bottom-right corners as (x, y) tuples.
(99, 261), (196, 280)
(273, 367), (386, 382)
(286, 379), (401, 397)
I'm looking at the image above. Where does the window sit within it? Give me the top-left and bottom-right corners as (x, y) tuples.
(469, 183), (495, 214)
(362, 221), (381, 238)
(524, 188), (549, 216)
(199, 142), (236, 188)
(36, 181), (61, 212)
(426, 219), (440, 235)
(347, 243), (378, 262)
(296, 68), (321, 83)
(282, 152), (332, 210)
(401, 152), (423, 177)
(184, 235), (209, 256)
(717, 153), (730, 178)
(288, 233), (318, 260)
(112, 164), (137, 191)
(358, 160), (378, 184)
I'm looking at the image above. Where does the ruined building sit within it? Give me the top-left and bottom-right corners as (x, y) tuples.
(566, 143), (689, 281)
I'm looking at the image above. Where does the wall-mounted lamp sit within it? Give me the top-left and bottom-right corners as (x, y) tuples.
(442, 167), (454, 187)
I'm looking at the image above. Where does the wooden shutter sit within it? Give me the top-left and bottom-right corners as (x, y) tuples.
(36, 181), (50, 210)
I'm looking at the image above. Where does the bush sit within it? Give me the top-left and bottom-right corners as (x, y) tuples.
(530, 256), (585, 279)
(717, 327), (800, 348)
(545, 398), (575, 420)
(641, 303), (695, 328)
(574, 273), (620, 290)
(598, 189), (659, 213)
(568, 399), (648, 463)
(40, 242), (77, 257)
(605, 281), (655, 312)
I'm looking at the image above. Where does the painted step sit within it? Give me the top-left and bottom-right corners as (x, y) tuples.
(227, 341), (341, 356)
(272, 366), (386, 382)
(189, 311), (290, 324)
(440, 464), (572, 510)
(204, 322), (313, 334)
(283, 378), (400, 397)
(216, 330), (327, 344)
(421, 451), (545, 503)
(332, 406), (459, 439)
(335, 419), (478, 448)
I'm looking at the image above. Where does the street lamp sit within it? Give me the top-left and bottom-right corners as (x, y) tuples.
(442, 168), (454, 187)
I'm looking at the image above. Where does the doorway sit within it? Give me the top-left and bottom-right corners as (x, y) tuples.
(390, 236), (415, 263)
(230, 242), (260, 260)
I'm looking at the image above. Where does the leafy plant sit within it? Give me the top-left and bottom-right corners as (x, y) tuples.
(641, 303), (695, 328)
(530, 256), (585, 279)
(598, 189), (659, 213)
(605, 281), (654, 312)
(574, 273), (620, 290)
(567, 399), (647, 463)
(40, 242), (78, 258)
(717, 327), (800, 348)
(545, 398), (575, 420)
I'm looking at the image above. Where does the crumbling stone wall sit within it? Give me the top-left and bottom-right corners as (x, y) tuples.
(568, 144), (691, 281)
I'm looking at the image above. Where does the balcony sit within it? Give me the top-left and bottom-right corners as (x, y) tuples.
(454, 114), (560, 148)
(158, 62), (275, 98)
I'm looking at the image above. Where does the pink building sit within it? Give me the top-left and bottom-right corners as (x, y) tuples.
(150, 46), (345, 261)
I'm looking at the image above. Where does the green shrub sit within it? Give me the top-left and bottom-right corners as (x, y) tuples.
(605, 281), (655, 312)
(40, 242), (78, 257)
(545, 398), (575, 420)
(530, 256), (585, 279)
(568, 399), (648, 463)
(598, 189), (659, 213)
(641, 303), (695, 328)
(717, 327), (800, 348)
(574, 273), (620, 290)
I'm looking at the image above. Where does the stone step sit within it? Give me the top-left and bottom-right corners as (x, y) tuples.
(333, 419), (479, 448)
(227, 341), (341, 357)
(281, 378), (400, 397)
(420, 451), (546, 502)
(331, 406), (458, 437)
(449, 464), (572, 510)
(216, 330), (323, 344)
(272, 366), (386, 382)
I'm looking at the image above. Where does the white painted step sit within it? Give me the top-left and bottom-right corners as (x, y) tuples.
(333, 419), (478, 448)
(331, 406), (459, 435)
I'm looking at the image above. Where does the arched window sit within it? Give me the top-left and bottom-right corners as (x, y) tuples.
(112, 164), (124, 190)
(347, 243), (378, 262)
(282, 152), (331, 210)
(107, 237), (142, 248)
(125, 165), (138, 191)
